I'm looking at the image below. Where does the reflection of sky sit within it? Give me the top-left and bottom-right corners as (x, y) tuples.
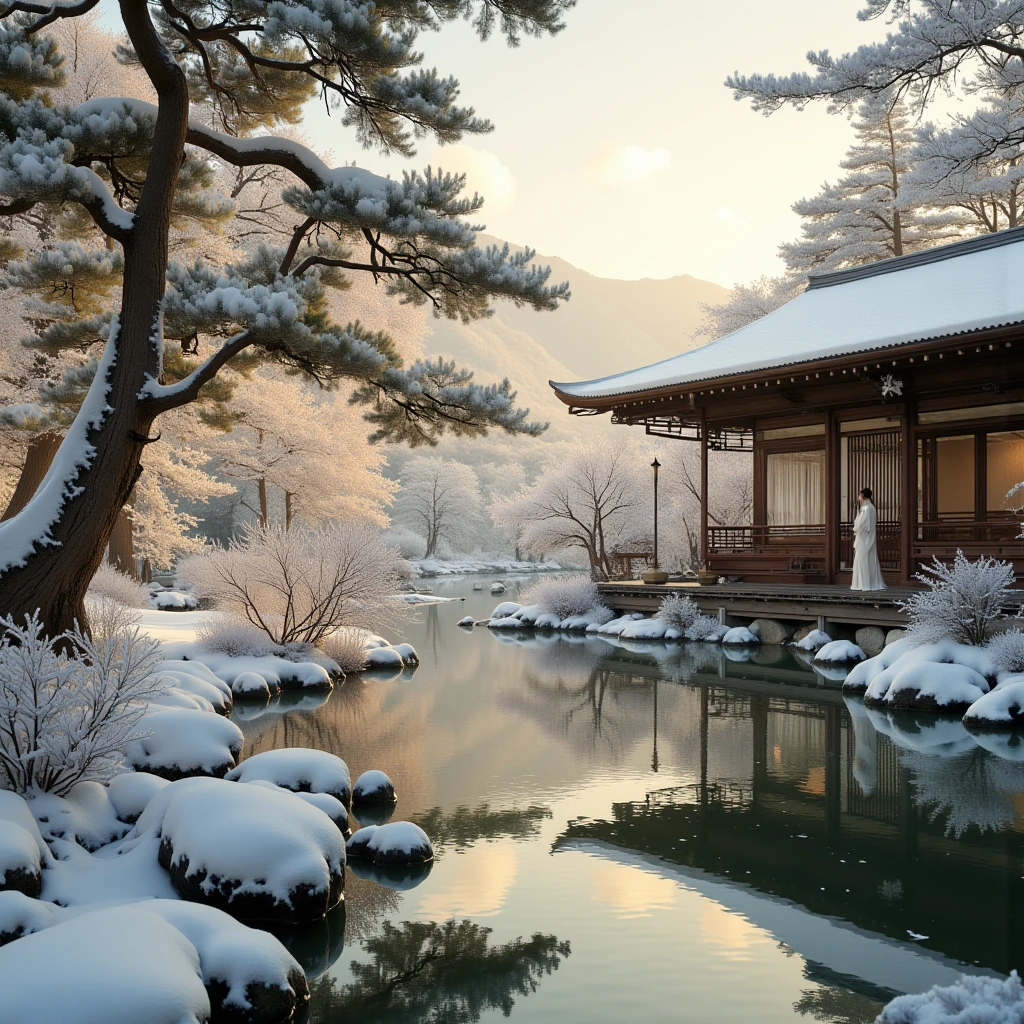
(280, 577), (1018, 1023)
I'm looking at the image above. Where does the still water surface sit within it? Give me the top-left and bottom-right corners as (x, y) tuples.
(232, 577), (1024, 1024)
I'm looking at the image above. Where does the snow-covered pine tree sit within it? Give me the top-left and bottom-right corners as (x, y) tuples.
(779, 96), (961, 275)
(0, 0), (571, 635)
(907, 74), (1024, 235)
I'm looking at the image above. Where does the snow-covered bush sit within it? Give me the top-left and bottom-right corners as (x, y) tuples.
(87, 562), (150, 608)
(178, 522), (403, 647)
(0, 614), (165, 795)
(320, 628), (372, 675)
(83, 595), (142, 645)
(383, 525), (427, 560)
(685, 614), (726, 642)
(194, 617), (279, 659)
(877, 971), (1024, 1023)
(521, 575), (609, 620)
(988, 629), (1024, 673)
(901, 551), (1016, 647)
(657, 594), (700, 632)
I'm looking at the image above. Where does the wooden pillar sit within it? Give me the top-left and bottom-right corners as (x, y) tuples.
(699, 409), (709, 568)
(901, 398), (917, 585)
(824, 409), (837, 584)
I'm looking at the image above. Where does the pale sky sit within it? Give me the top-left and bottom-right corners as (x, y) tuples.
(99, 0), (888, 288)
(298, 0), (885, 288)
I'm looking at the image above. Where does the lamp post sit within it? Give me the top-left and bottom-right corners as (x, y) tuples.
(642, 457), (668, 584)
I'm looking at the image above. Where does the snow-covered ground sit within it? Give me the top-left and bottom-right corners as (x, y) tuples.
(409, 557), (563, 577)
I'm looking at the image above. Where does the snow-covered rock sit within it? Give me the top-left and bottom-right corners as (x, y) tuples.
(856, 640), (997, 710)
(488, 616), (524, 630)
(593, 613), (645, 636)
(722, 626), (759, 646)
(0, 899), (309, 1024)
(0, 890), (57, 945)
(815, 640), (866, 664)
(105, 772), (170, 824)
(877, 971), (1024, 1024)
(29, 783), (128, 851)
(0, 821), (41, 898)
(490, 601), (522, 619)
(225, 748), (352, 806)
(151, 589), (199, 611)
(161, 647), (334, 690)
(392, 643), (419, 665)
(346, 821), (433, 866)
(0, 792), (49, 863)
(231, 670), (276, 700)
(457, 616), (474, 627)
(127, 707), (244, 780)
(156, 779), (345, 924)
(157, 667), (233, 715)
(885, 662), (990, 714)
(490, 582), (507, 594)
(619, 618), (681, 641)
(790, 629), (832, 652)
(963, 677), (1024, 730)
(364, 646), (405, 668)
(352, 770), (396, 806)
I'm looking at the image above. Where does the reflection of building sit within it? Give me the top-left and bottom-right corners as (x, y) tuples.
(552, 230), (1024, 584)
(556, 676), (1024, 978)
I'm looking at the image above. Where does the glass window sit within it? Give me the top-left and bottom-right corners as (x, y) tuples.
(935, 434), (975, 519)
(766, 450), (824, 526)
(986, 430), (1024, 515)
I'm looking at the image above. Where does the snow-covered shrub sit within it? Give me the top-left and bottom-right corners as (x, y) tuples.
(0, 614), (165, 795)
(901, 551), (1016, 647)
(877, 970), (1024, 1023)
(178, 522), (403, 647)
(382, 525), (428, 560)
(686, 614), (726, 642)
(657, 594), (700, 632)
(988, 629), (1024, 673)
(320, 628), (371, 675)
(194, 616), (279, 659)
(521, 575), (609, 620)
(87, 562), (150, 608)
(83, 594), (141, 645)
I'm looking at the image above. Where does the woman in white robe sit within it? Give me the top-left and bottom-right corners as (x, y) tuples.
(851, 487), (886, 591)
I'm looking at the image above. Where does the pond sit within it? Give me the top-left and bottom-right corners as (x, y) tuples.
(232, 576), (1024, 1024)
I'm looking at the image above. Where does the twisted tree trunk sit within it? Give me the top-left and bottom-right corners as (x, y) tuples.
(0, 0), (187, 637)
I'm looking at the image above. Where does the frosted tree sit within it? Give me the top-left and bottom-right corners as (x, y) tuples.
(727, 3), (1024, 223)
(907, 77), (1024, 234)
(778, 96), (960, 275)
(212, 369), (394, 530)
(0, 0), (571, 636)
(692, 274), (804, 342)
(393, 455), (483, 557)
(492, 443), (648, 580)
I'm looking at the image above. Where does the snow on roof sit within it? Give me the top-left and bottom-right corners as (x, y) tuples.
(552, 227), (1024, 402)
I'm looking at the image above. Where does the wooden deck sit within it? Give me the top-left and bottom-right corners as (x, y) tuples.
(598, 580), (920, 629)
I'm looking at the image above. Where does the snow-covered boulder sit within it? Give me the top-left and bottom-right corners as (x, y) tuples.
(0, 890), (57, 945)
(392, 643), (419, 665)
(225, 748), (352, 806)
(346, 821), (433, 867)
(457, 616), (474, 628)
(163, 649), (334, 691)
(0, 792), (49, 863)
(157, 668), (233, 715)
(488, 616), (523, 630)
(157, 779), (345, 924)
(490, 601), (522, 619)
(151, 589), (199, 611)
(815, 640), (866, 665)
(231, 670), (276, 700)
(365, 646), (405, 668)
(722, 626), (759, 646)
(843, 639), (910, 695)
(490, 583), (506, 594)
(963, 678), (1024, 730)
(790, 629), (832, 652)
(885, 662), (990, 714)
(352, 770), (396, 806)
(619, 618), (681, 641)
(127, 707), (244, 780)
(593, 613), (644, 636)
(105, 772), (170, 824)
(877, 971), (1024, 1024)
(149, 687), (217, 713)
(242, 780), (350, 835)
(29, 782), (128, 851)
(859, 640), (998, 710)
(0, 899), (309, 1024)
(0, 821), (41, 898)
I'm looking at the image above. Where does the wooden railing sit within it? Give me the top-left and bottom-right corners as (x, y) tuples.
(708, 524), (826, 552)
(915, 519), (1022, 545)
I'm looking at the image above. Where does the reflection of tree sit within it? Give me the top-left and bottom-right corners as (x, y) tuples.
(794, 986), (884, 1024)
(902, 747), (1024, 837)
(415, 804), (552, 854)
(309, 919), (570, 1023)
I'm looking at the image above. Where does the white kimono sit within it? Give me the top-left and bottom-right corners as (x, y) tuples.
(851, 500), (886, 591)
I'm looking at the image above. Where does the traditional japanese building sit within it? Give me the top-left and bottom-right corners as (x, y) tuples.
(551, 228), (1024, 586)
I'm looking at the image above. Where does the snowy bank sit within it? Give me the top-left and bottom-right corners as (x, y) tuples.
(410, 557), (562, 578)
